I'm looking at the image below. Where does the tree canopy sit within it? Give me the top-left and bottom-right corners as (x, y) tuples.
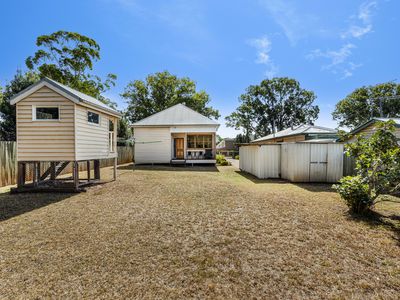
(226, 77), (319, 141)
(26, 30), (117, 108)
(122, 71), (220, 123)
(0, 71), (40, 141)
(332, 82), (400, 129)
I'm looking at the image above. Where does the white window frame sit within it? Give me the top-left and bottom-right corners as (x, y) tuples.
(32, 105), (61, 121)
(108, 118), (115, 153)
(87, 110), (101, 126)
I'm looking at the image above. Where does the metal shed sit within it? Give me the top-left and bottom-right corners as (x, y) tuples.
(239, 142), (344, 183)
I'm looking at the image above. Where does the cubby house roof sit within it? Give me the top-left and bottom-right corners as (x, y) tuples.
(132, 103), (219, 127)
(9, 77), (121, 117)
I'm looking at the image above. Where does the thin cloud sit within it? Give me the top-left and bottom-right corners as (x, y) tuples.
(258, 0), (319, 45)
(307, 43), (360, 78)
(248, 36), (278, 78)
(342, 1), (377, 39)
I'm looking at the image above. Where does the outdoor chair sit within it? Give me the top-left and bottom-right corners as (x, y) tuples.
(204, 149), (213, 159)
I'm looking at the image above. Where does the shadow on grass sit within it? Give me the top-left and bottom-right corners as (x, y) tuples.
(234, 170), (335, 192)
(118, 163), (219, 172)
(347, 210), (400, 245)
(0, 192), (73, 222)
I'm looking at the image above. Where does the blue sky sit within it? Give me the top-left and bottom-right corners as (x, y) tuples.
(1, 0), (399, 137)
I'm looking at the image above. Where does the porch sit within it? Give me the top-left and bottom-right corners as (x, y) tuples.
(171, 132), (217, 164)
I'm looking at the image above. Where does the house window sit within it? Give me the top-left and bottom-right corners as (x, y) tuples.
(88, 111), (100, 124)
(34, 107), (59, 120)
(187, 135), (213, 148)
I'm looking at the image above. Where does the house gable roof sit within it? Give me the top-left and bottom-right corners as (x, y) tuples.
(348, 118), (400, 137)
(9, 77), (121, 117)
(251, 124), (337, 143)
(132, 103), (219, 127)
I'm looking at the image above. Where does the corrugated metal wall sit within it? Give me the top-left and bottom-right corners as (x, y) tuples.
(240, 143), (344, 183)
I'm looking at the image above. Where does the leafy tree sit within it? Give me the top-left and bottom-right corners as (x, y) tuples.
(122, 71), (220, 123)
(26, 30), (117, 108)
(226, 77), (319, 139)
(226, 100), (257, 142)
(234, 133), (251, 144)
(118, 117), (131, 139)
(334, 121), (400, 214)
(0, 71), (40, 141)
(333, 82), (400, 129)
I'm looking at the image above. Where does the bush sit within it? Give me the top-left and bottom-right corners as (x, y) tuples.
(216, 154), (230, 166)
(333, 176), (371, 214)
(234, 155), (239, 160)
(333, 120), (400, 215)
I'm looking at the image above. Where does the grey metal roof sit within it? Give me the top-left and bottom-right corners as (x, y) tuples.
(251, 124), (337, 143)
(43, 78), (121, 116)
(132, 103), (219, 126)
(9, 77), (121, 116)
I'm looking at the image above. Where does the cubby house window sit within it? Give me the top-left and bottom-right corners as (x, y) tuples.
(88, 111), (100, 124)
(109, 119), (115, 152)
(34, 106), (59, 120)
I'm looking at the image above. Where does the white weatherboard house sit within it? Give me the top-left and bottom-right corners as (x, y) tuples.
(132, 104), (219, 164)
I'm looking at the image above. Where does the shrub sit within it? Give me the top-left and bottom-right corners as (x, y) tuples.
(216, 154), (230, 166)
(333, 176), (370, 214)
(333, 120), (400, 215)
(234, 155), (240, 160)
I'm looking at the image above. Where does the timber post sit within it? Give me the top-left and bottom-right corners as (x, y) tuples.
(94, 160), (100, 180)
(73, 161), (79, 190)
(17, 163), (25, 188)
(113, 157), (117, 181)
(33, 162), (38, 187)
(87, 160), (91, 182)
(50, 162), (56, 180)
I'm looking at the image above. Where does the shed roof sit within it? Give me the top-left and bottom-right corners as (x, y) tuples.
(132, 103), (219, 127)
(9, 77), (121, 117)
(251, 124), (337, 143)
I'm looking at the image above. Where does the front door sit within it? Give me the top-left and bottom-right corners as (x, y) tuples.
(174, 138), (184, 159)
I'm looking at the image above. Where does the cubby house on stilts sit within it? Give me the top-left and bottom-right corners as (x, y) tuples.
(9, 77), (121, 192)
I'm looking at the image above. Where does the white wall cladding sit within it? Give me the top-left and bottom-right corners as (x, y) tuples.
(134, 127), (172, 164)
(240, 143), (344, 183)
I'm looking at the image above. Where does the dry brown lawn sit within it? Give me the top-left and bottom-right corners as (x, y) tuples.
(0, 164), (399, 299)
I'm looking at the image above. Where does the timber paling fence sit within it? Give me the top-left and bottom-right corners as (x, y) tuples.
(0, 142), (134, 188)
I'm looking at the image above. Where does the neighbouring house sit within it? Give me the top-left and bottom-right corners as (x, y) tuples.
(132, 104), (219, 165)
(251, 124), (338, 144)
(216, 138), (238, 157)
(344, 118), (400, 143)
(9, 77), (121, 192)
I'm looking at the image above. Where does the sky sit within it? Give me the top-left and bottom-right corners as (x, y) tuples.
(1, 0), (399, 137)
